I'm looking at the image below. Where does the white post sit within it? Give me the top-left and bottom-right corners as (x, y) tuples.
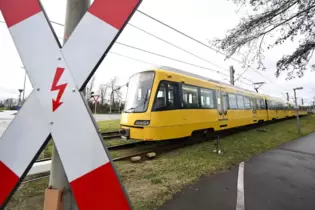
(48, 0), (90, 209)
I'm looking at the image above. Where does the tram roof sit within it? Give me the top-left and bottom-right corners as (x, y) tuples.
(158, 66), (261, 95)
(157, 66), (290, 103)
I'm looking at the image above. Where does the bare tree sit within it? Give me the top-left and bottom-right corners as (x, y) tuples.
(108, 77), (122, 113)
(0, 100), (4, 109)
(99, 84), (109, 106)
(213, 0), (315, 79)
(4, 98), (15, 110)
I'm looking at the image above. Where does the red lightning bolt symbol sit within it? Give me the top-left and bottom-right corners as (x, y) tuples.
(51, 67), (68, 112)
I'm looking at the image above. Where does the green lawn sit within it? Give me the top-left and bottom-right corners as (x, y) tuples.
(98, 119), (120, 132)
(40, 120), (121, 159)
(7, 115), (315, 210)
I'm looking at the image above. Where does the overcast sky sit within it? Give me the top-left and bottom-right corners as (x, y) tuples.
(1, 0), (314, 105)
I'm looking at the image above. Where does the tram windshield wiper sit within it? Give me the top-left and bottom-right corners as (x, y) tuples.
(126, 107), (136, 112)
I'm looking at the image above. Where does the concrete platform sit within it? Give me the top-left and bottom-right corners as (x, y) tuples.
(159, 133), (315, 210)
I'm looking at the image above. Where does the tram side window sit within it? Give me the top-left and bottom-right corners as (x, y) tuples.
(252, 98), (257, 109)
(259, 99), (266, 109)
(200, 88), (215, 108)
(237, 95), (244, 109)
(153, 82), (178, 111)
(228, 93), (237, 109)
(167, 83), (175, 108)
(267, 100), (273, 110)
(154, 83), (167, 110)
(244, 96), (252, 109)
(182, 84), (199, 108)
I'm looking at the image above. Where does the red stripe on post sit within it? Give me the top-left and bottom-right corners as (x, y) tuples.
(70, 163), (131, 210)
(88, 0), (139, 30)
(0, 0), (41, 27)
(0, 161), (19, 206)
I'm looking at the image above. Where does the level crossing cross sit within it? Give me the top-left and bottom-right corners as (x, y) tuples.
(0, 0), (141, 209)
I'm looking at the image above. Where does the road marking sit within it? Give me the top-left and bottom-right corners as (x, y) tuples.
(236, 162), (245, 210)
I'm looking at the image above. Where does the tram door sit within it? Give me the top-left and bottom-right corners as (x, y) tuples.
(252, 98), (257, 122)
(216, 88), (228, 128)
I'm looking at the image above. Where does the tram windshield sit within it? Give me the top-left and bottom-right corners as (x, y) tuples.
(124, 72), (155, 113)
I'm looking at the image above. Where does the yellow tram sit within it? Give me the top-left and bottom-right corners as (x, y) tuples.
(120, 66), (307, 141)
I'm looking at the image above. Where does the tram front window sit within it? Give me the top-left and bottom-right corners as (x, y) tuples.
(124, 72), (155, 113)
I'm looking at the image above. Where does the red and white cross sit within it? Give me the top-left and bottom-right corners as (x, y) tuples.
(0, 0), (141, 209)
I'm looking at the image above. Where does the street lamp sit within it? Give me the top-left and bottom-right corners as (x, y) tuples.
(18, 89), (24, 108)
(20, 67), (27, 101)
(293, 87), (303, 135)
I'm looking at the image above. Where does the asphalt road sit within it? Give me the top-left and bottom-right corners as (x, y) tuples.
(0, 110), (120, 137)
(159, 132), (315, 210)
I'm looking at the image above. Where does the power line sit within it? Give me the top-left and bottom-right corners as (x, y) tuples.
(136, 10), (291, 91)
(114, 42), (264, 90)
(0, 19), (259, 92)
(110, 50), (254, 89)
(115, 42), (229, 76)
(235, 66), (250, 82)
(0, 19), (266, 91)
(110, 51), (158, 66)
(58, 33), (231, 78)
(0, 15), (300, 92)
(128, 23), (229, 73)
(48, 20), (257, 83)
(42, 20), (231, 74)
(136, 10), (242, 63)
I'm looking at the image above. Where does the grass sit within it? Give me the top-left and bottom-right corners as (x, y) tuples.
(39, 120), (122, 158)
(7, 115), (315, 210)
(98, 119), (120, 132)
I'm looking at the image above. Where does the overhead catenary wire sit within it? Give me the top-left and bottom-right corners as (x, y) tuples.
(115, 42), (229, 76)
(37, 19), (230, 73)
(55, 34), (230, 78)
(46, 20), (258, 84)
(0, 20), (258, 91)
(127, 23), (260, 85)
(136, 10), (241, 63)
(110, 51), (158, 66)
(110, 50), (254, 89)
(128, 23), (230, 73)
(0, 13), (296, 93)
(136, 10), (290, 92)
(0, 19), (271, 92)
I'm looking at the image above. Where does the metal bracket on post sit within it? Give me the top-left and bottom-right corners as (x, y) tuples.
(213, 135), (222, 154)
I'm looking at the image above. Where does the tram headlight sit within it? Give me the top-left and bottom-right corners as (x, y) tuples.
(134, 120), (150, 126)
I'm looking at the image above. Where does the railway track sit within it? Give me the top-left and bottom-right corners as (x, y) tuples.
(101, 130), (121, 140)
(29, 116), (304, 183)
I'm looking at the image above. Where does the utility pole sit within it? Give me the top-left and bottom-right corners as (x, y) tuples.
(48, 0), (90, 209)
(286, 92), (289, 102)
(301, 98), (304, 106)
(293, 87), (303, 135)
(229, 66), (235, 85)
